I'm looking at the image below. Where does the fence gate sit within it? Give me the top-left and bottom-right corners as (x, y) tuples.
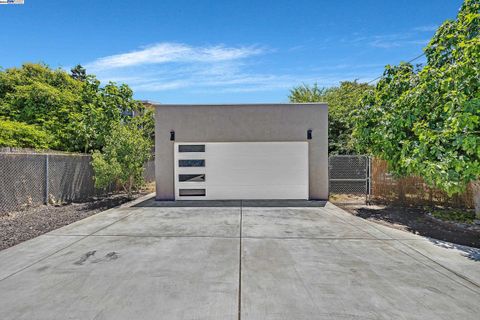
(329, 155), (370, 201)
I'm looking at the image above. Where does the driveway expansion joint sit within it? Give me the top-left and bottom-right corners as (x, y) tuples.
(237, 201), (243, 320)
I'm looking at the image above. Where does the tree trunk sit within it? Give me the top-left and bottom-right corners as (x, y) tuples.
(472, 180), (480, 219)
(129, 175), (135, 199)
(428, 187), (434, 208)
(398, 180), (406, 206)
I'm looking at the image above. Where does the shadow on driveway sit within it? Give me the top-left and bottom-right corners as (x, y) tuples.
(342, 204), (480, 249)
(428, 239), (480, 262)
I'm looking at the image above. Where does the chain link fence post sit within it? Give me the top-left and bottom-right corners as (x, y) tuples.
(44, 154), (49, 205)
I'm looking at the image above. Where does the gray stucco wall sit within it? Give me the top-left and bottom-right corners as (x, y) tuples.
(154, 103), (328, 200)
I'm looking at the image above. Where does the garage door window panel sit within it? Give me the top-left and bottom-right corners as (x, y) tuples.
(179, 189), (206, 196)
(178, 145), (205, 153)
(179, 174), (206, 182)
(179, 159), (205, 167)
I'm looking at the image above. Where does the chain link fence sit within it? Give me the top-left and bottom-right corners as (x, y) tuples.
(47, 154), (97, 203)
(329, 155), (370, 203)
(329, 155), (370, 194)
(0, 153), (47, 213)
(0, 150), (155, 214)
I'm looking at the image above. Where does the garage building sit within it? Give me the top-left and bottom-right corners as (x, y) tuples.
(154, 103), (328, 200)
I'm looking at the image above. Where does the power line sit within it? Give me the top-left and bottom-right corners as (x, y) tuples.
(316, 51), (429, 104)
(365, 52), (427, 85)
(290, 51), (429, 100)
(406, 52), (427, 64)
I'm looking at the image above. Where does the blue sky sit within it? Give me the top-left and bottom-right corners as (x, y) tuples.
(0, 0), (462, 103)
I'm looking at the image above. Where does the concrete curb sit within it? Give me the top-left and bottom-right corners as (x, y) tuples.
(119, 192), (155, 208)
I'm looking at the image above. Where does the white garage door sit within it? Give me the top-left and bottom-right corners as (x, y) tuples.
(174, 142), (308, 200)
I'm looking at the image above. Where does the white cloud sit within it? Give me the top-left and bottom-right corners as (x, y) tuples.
(132, 80), (189, 91)
(85, 42), (380, 96)
(346, 29), (433, 50)
(86, 42), (264, 71)
(369, 38), (429, 49)
(413, 25), (438, 32)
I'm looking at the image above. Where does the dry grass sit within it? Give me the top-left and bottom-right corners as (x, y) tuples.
(142, 181), (156, 193)
(329, 193), (366, 204)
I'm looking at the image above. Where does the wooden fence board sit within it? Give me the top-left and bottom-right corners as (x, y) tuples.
(370, 158), (474, 209)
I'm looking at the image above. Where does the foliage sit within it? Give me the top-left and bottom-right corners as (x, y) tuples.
(70, 64), (87, 82)
(78, 80), (150, 152)
(352, 0), (480, 214)
(288, 83), (330, 103)
(289, 81), (373, 154)
(0, 63), (154, 153)
(92, 123), (152, 197)
(0, 63), (83, 150)
(432, 209), (475, 224)
(131, 108), (155, 140)
(0, 119), (52, 149)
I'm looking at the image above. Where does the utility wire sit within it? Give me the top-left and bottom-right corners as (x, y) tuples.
(365, 52), (427, 85)
(290, 51), (429, 101)
(324, 51), (429, 101)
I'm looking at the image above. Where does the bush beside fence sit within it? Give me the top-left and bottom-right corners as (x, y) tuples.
(0, 150), (155, 214)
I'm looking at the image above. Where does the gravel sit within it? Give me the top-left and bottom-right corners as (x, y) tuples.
(0, 193), (145, 251)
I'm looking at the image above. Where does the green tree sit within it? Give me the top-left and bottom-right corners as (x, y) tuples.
(353, 0), (480, 216)
(0, 63), (153, 153)
(0, 119), (53, 149)
(77, 79), (146, 152)
(289, 83), (329, 102)
(0, 64), (86, 150)
(70, 64), (87, 82)
(92, 123), (152, 198)
(130, 108), (155, 140)
(289, 81), (372, 154)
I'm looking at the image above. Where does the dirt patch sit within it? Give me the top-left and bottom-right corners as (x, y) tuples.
(0, 193), (147, 251)
(329, 194), (367, 204)
(337, 204), (480, 248)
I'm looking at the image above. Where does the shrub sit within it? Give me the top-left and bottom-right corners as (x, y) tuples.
(0, 119), (53, 149)
(431, 209), (475, 224)
(92, 123), (152, 197)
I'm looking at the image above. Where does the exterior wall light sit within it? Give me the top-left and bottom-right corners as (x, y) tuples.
(307, 129), (312, 140)
(170, 130), (175, 141)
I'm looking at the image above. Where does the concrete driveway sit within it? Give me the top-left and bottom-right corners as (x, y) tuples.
(0, 198), (479, 320)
